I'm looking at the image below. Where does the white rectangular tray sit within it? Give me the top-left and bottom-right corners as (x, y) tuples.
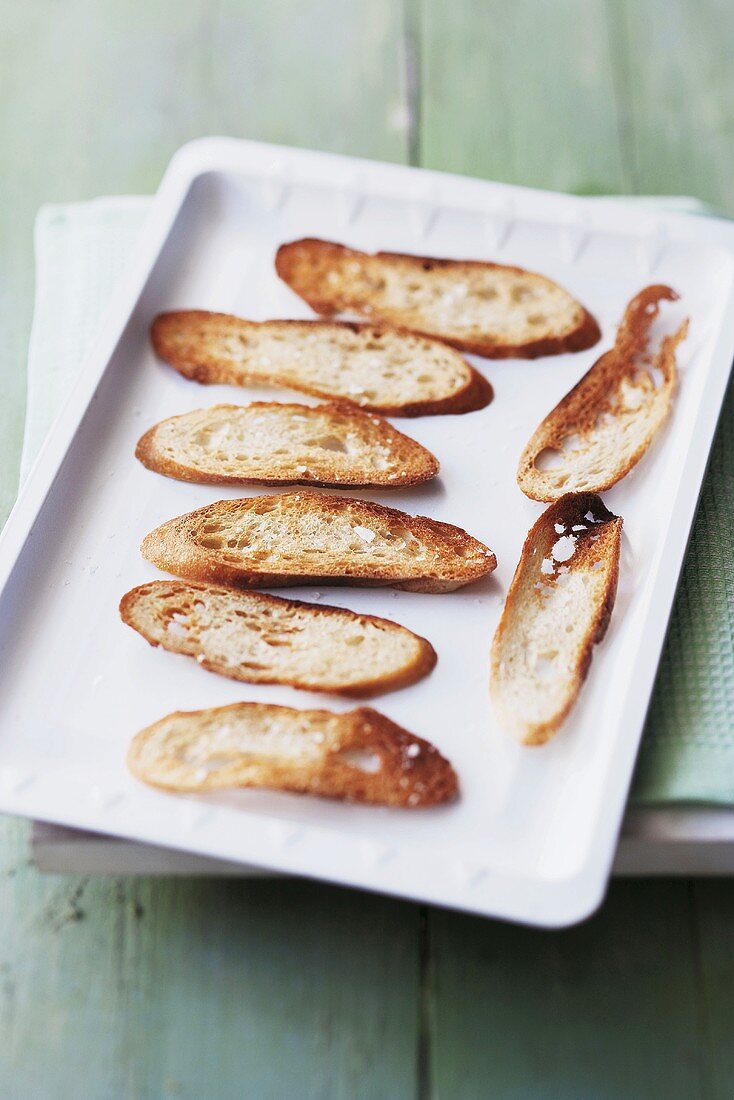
(1, 138), (733, 927)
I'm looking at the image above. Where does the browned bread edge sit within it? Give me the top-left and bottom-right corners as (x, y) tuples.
(150, 312), (493, 417)
(517, 285), (689, 501)
(127, 701), (459, 807)
(275, 238), (601, 359)
(119, 580), (437, 698)
(140, 492), (497, 594)
(490, 493), (622, 744)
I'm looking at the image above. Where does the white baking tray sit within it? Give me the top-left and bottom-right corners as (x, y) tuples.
(1, 138), (733, 927)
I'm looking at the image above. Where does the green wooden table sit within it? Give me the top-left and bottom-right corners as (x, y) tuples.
(2, 3), (734, 1097)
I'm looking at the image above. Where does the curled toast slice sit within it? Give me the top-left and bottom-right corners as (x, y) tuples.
(120, 580), (437, 697)
(135, 402), (439, 489)
(275, 238), (600, 359)
(490, 493), (622, 745)
(517, 285), (689, 501)
(128, 702), (458, 807)
(151, 312), (491, 417)
(141, 492), (496, 593)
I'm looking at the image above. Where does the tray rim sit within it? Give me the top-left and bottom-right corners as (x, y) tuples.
(30, 808), (734, 878)
(2, 136), (734, 926)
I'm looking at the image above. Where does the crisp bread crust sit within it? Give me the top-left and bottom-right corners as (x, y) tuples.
(517, 286), (689, 500)
(119, 580), (437, 697)
(134, 401), (440, 490)
(490, 493), (622, 745)
(141, 492), (496, 594)
(275, 238), (601, 359)
(151, 313), (493, 417)
(127, 702), (459, 807)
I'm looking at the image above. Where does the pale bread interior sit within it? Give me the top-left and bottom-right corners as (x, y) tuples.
(186, 495), (493, 581)
(121, 582), (433, 695)
(491, 496), (622, 744)
(493, 566), (612, 740)
(131, 705), (370, 789)
(277, 241), (592, 350)
(156, 315), (475, 408)
(138, 402), (437, 487)
(526, 386), (672, 496)
(128, 702), (459, 806)
(518, 286), (688, 500)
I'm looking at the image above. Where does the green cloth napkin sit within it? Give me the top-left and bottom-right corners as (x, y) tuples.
(22, 196), (734, 805)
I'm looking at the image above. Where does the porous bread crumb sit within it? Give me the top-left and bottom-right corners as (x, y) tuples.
(275, 238), (600, 359)
(120, 580), (437, 697)
(490, 493), (622, 744)
(141, 492), (497, 594)
(127, 701), (459, 807)
(151, 312), (493, 416)
(136, 402), (439, 490)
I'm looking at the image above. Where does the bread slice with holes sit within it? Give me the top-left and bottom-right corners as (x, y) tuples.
(120, 580), (437, 697)
(141, 492), (496, 593)
(275, 238), (600, 359)
(517, 286), (688, 500)
(135, 402), (439, 489)
(128, 701), (458, 807)
(151, 312), (491, 416)
(490, 493), (622, 745)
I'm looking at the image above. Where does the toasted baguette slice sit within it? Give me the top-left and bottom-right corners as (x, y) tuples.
(490, 494), (622, 745)
(151, 312), (491, 417)
(128, 702), (458, 807)
(517, 286), (689, 501)
(141, 492), (496, 593)
(120, 580), (437, 697)
(135, 402), (439, 489)
(275, 238), (600, 359)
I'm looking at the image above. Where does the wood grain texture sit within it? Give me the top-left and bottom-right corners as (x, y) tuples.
(418, 0), (631, 193)
(428, 881), (711, 1099)
(0, 0), (212, 525)
(0, 836), (421, 1098)
(610, 0), (734, 212)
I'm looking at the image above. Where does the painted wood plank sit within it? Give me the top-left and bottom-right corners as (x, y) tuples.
(611, 0), (734, 213)
(0, 0), (410, 528)
(428, 880), (709, 1099)
(0, 857), (420, 1099)
(0, 3), (420, 1098)
(693, 881), (734, 1100)
(417, 0), (631, 193)
(0, 0), (213, 525)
